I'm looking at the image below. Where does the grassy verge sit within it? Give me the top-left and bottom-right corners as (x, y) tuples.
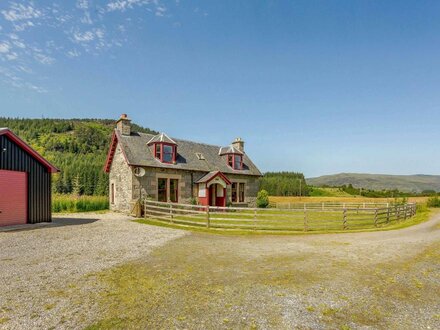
(52, 194), (109, 213)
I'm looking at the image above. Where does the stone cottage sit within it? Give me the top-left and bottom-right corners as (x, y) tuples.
(104, 114), (262, 212)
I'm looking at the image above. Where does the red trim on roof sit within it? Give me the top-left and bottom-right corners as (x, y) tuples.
(104, 131), (118, 173)
(0, 128), (59, 173)
(206, 171), (232, 186)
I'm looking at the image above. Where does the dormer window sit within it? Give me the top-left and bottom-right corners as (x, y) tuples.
(220, 144), (244, 170)
(153, 143), (176, 163)
(155, 144), (161, 158)
(147, 133), (178, 164)
(227, 154), (243, 170)
(163, 144), (174, 163)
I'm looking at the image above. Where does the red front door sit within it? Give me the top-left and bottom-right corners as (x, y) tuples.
(208, 184), (226, 207)
(0, 170), (27, 226)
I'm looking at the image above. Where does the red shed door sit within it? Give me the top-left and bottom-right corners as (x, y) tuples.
(0, 170), (27, 226)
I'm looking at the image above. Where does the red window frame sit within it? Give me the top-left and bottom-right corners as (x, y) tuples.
(154, 143), (177, 164)
(226, 154), (243, 170)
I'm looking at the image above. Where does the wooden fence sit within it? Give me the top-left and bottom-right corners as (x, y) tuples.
(143, 200), (417, 232)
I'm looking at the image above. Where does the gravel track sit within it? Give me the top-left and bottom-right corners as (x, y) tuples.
(0, 212), (186, 329)
(0, 211), (439, 329)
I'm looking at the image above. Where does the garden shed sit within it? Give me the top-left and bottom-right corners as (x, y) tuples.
(0, 128), (59, 226)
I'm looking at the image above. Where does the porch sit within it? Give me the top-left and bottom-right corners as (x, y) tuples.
(195, 171), (232, 207)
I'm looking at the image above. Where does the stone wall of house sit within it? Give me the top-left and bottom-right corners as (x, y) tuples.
(226, 174), (260, 207)
(109, 143), (133, 212)
(133, 167), (194, 204)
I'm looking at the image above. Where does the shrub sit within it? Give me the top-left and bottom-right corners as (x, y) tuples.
(427, 196), (440, 208)
(256, 190), (270, 208)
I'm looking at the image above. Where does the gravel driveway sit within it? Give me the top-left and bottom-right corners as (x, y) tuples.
(0, 211), (439, 329)
(0, 212), (186, 329)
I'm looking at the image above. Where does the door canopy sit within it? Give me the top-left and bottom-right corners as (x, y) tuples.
(195, 171), (231, 188)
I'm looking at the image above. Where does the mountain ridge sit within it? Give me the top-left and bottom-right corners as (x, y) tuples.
(307, 173), (440, 193)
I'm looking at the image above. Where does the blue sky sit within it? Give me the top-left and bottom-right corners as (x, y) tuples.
(0, 1), (439, 177)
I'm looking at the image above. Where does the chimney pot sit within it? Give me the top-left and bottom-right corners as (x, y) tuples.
(116, 114), (131, 136)
(231, 137), (245, 153)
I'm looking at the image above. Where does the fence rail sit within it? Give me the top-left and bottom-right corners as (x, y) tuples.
(269, 201), (393, 210)
(143, 200), (417, 232)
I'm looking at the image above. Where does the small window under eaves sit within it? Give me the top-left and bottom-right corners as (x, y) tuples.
(196, 152), (205, 160)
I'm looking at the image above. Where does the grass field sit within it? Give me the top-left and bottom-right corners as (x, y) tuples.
(309, 187), (354, 197)
(270, 195), (429, 204)
(52, 194), (109, 213)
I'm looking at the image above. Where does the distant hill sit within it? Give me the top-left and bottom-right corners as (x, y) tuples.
(307, 173), (440, 193)
(0, 117), (157, 195)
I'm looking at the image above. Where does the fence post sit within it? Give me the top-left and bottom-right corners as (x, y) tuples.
(206, 206), (210, 228)
(374, 209), (378, 227)
(387, 206), (390, 224)
(169, 203), (173, 223)
(343, 208), (347, 230)
(144, 200), (147, 218)
(254, 209), (257, 230)
(304, 204), (308, 231)
(322, 202), (324, 211)
(404, 205), (408, 221)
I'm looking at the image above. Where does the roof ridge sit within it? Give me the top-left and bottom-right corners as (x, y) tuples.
(137, 131), (226, 149)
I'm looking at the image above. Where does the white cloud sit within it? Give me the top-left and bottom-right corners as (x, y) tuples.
(0, 0), (173, 92)
(73, 30), (95, 42)
(6, 52), (18, 60)
(67, 49), (81, 58)
(34, 53), (54, 65)
(0, 42), (11, 53)
(155, 6), (166, 17)
(76, 0), (89, 10)
(1, 3), (42, 22)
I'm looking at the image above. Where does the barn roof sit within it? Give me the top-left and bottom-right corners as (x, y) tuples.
(104, 129), (262, 177)
(0, 128), (60, 173)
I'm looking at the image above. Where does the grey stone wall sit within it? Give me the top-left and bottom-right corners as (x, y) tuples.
(226, 174), (260, 207)
(133, 168), (194, 204)
(109, 143), (133, 212)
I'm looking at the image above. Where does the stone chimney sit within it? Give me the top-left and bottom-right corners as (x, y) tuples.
(116, 114), (131, 136)
(231, 137), (245, 153)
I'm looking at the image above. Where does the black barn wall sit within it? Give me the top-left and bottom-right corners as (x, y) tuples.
(0, 135), (52, 223)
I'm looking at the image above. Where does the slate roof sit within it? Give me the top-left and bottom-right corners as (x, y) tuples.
(114, 130), (262, 177)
